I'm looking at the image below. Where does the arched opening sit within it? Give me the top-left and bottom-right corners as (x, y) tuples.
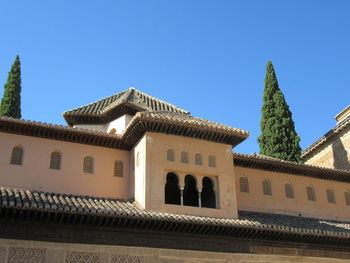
(183, 175), (198, 207)
(327, 188), (336, 204)
(262, 179), (272, 196)
(208, 155), (216, 167)
(167, 149), (175, 162)
(181, 151), (188, 163)
(114, 160), (123, 177)
(195, 153), (202, 165)
(239, 176), (249, 193)
(285, 183), (294, 199)
(10, 146), (24, 165)
(306, 185), (316, 201)
(165, 173), (180, 205)
(50, 151), (62, 170)
(201, 177), (216, 208)
(345, 191), (350, 206)
(83, 156), (94, 174)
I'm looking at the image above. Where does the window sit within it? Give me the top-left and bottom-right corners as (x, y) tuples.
(208, 155), (216, 167)
(285, 183), (294, 199)
(167, 149), (175, 162)
(239, 176), (249, 193)
(201, 177), (216, 208)
(10, 146), (24, 165)
(114, 160), (123, 177)
(306, 185), (316, 201)
(83, 156), (94, 174)
(165, 172), (181, 205)
(195, 153), (202, 165)
(49, 151), (61, 170)
(181, 151), (188, 163)
(345, 191), (350, 206)
(183, 175), (198, 206)
(326, 188), (336, 204)
(262, 179), (272, 196)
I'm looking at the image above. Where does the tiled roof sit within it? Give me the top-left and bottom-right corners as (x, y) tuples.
(0, 116), (128, 149)
(0, 112), (249, 148)
(63, 88), (190, 125)
(302, 115), (350, 160)
(233, 153), (350, 182)
(1, 186), (350, 244)
(136, 111), (249, 138)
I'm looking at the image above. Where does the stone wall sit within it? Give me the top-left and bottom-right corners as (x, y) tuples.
(1, 239), (350, 263)
(305, 129), (350, 171)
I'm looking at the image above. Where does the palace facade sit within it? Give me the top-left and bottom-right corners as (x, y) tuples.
(1, 87), (350, 263)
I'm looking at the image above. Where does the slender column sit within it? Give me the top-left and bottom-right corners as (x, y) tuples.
(178, 173), (186, 206)
(180, 187), (184, 206)
(198, 189), (202, 208)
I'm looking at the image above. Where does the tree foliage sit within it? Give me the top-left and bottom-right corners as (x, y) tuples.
(0, 55), (22, 119)
(257, 61), (302, 162)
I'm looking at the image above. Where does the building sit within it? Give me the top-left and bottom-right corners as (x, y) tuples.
(1, 87), (350, 262)
(302, 105), (350, 171)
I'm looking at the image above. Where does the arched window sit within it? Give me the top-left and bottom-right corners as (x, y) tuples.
(167, 149), (175, 162)
(285, 183), (294, 199)
(239, 176), (249, 193)
(201, 177), (216, 208)
(165, 173), (180, 205)
(306, 185), (316, 201)
(195, 153), (202, 165)
(183, 175), (198, 207)
(345, 191), (350, 206)
(49, 151), (61, 170)
(114, 160), (123, 177)
(181, 151), (188, 163)
(10, 146), (24, 165)
(326, 188), (336, 204)
(262, 179), (272, 196)
(208, 155), (216, 167)
(83, 156), (94, 174)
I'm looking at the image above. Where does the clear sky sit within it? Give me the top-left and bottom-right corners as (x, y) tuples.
(0, 1), (349, 154)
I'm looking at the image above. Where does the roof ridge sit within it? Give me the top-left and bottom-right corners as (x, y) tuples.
(131, 88), (190, 114)
(63, 90), (128, 115)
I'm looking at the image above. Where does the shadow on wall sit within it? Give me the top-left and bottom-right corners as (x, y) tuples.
(332, 139), (350, 171)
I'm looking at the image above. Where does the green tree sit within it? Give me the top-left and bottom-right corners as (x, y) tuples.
(0, 55), (22, 119)
(257, 61), (302, 162)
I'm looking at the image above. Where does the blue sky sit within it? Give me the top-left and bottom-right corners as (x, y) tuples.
(0, 1), (349, 154)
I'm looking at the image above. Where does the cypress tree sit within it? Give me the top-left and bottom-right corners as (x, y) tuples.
(257, 61), (302, 162)
(0, 55), (22, 119)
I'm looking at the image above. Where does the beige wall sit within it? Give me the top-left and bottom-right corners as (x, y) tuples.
(134, 135), (148, 208)
(140, 132), (237, 219)
(305, 129), (350, 171)
(0, 132), (131, 199)
(1, 238), (349, 263)
(235, 166), (350, 221)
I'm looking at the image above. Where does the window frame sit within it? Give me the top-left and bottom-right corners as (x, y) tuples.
(83, 155), (94, 174)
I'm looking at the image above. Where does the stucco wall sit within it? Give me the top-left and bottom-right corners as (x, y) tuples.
(142, 132), (237, 219)
(0, 238), (349, 263)
(0, 132), (130, 199)
(235, 166), (350, 221)
(305, 129), (350, 171)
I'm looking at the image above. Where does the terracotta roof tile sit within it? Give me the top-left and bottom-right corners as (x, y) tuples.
(233, 152), (350, 182)
(2, 186), (350, 240)
(63, 88), (190, 125)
